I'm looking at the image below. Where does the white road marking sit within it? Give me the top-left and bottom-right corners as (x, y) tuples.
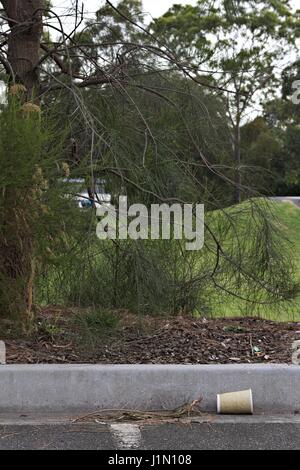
(110, 423), (142, 449)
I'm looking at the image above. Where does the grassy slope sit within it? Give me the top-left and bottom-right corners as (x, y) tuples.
(210, 200), (300, 321)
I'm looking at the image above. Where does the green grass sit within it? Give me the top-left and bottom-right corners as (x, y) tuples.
(272, 201), (300, 276)
(208, 200), (300, 321)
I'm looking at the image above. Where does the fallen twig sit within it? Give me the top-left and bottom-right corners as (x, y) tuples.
(72, 397), (203, 423)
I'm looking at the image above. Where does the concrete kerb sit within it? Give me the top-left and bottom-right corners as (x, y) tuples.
(0, 364), (299, 414)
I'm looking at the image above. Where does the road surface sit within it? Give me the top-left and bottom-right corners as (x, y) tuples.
(271, 196), (300, 208)
(0, 415), (299, 450)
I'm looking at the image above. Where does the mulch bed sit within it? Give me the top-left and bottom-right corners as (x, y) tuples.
(3, 311), (300, 364)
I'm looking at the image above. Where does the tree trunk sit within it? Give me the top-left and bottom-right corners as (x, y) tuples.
(0, 1), (43, 330)
(233, 122), (242, 204)
(233, 92), (242, 204)
(2, 0), (43, 99)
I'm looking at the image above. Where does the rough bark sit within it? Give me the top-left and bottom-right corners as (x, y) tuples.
(0, 1), (43, 330)
(2, 0), (43, 98)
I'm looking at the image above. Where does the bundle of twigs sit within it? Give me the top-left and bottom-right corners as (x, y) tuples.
(72, 397), (203, 423)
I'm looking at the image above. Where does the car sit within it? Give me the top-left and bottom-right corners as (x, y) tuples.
(62, 178), (111, 208)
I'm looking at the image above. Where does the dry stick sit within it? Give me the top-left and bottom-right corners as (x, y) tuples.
(72, 397), (203, 423)
(249, 334), (254, 356)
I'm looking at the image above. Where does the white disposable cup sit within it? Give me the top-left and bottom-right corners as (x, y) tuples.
(217, 389), (253, 415)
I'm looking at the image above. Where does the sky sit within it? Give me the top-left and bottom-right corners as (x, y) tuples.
(51, 0), (299, 33)
(53, 0), (299, 19)
(52, 0), (198, 24)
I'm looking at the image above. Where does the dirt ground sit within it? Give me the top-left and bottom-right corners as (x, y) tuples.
(2, 307), (299, 364)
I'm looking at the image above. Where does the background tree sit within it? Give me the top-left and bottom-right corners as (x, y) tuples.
(152, 0), (300, 202)
(263, 59), (300, 194)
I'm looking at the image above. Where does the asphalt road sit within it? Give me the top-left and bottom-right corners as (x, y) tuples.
(271, 196), (300, 207)
(0, 416), (299, 450)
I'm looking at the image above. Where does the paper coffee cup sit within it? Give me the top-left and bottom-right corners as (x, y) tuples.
(217, 389), (253, 415)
